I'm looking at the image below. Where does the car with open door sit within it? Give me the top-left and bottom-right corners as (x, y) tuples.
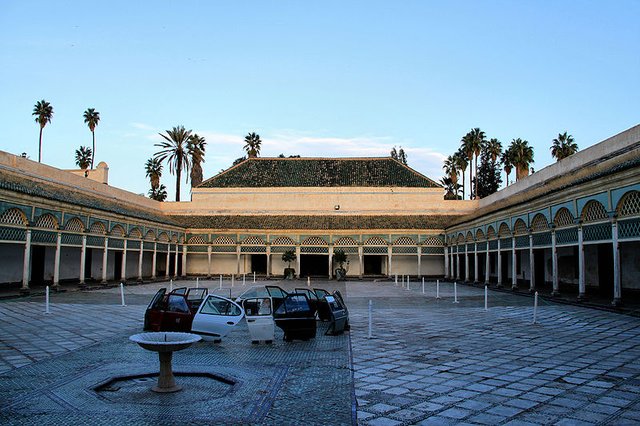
(242, 297), (275, 344)
(191, 294), (244, 342)
(273, 293), (316, 341)
(143, 287), (208, 332)
(294, 288), (320, 315)
(324, 292), (349, 335)
(236, 285), (288, 312)
(313, 288), (332, 321)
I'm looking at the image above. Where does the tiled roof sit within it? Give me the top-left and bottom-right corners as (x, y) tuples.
(170, 215), (455, 230)
(198, 158), (441, 188)
(0, 169), (180, 227)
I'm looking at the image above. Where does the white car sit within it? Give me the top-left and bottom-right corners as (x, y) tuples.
(190, 294), (245, 342)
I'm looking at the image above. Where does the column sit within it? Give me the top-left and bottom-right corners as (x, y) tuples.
(464, 242), (469, 282)
(53, 232), (62, 289)
(417, 246), (422, 278)
(121, 239), (128, 282)
(236, 245), (241, 275)
(152, 241), (157, 280)
(485, 237), (490, 284)
(328, 246), (334, 279)
(206, 245), (212, 278)
(497, 238), (502, 287)
(612, 220), (621, 305)
(358, 246), (363, 279)
(101, 236), (108, 284)
(137, 239), (144, 282)
(444, 245), (449, 278)
(266, 245), (271, 278)
(181, 244), (187, 277)
(456, 244), (460, 280)
(511, 237), (517, 289)
(295, 246), (301, 279)
(388, 246), (393, 278)
(529, 233), (535, 292)
(450, 246), (455, 280)
(79, 234), (87, 285)
(551, 229), (559, 296)
(473, 241), (479, 283)
(173, 243), (179, 278)
(165, 244), (170, 279)
(21, 229), (31, 292)
(577, 225), (585, 300)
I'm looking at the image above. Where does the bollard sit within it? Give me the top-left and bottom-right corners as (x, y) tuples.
(407, 276), (410, 291)
(170, 279), (173, 292)
(453, 282), (459, 303)
(307, 276), (311, 287)
(533, 291), (539, 324)
(120, 282), (126, 306)
(219, 274), (223, 289)
(231, 274), (235, 287)
(484, 285), (488, 311)
(422, 277), (425, 294)
(45, 285), (50, 314)
(253, 271), (256, 283)
(368, 300), (373, 339)
(395, 274), (398, 286)
(436, 279), (440, 299)
(243, 274), (246, 286)
(196, 277), (199, 288)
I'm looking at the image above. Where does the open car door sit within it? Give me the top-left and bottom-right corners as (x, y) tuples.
(265, 285), (288, 311)
(325, 293), (348, 335)
(191, 295), (244, 342)
(242, 297), (275, 344)
(143, 288), (166, 331)
(313, 288), (332, 321)
(294, 288), (319, 316)
(273, 293), (316, 342)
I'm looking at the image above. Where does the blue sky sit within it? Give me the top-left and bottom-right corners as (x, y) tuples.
(1, 1), (638, 200)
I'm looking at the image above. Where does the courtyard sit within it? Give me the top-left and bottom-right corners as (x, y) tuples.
(1, 279), (640, 425)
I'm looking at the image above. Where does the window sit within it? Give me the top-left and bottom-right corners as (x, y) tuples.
(200, 297), (241, 316)
(167, 295), (189, 313)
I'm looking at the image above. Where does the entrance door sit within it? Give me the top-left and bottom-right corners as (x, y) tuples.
(85, 248), (93, 281)
(597, 243), (614, 297)
(300, 254), (328, 277)
(363, 255), (383, 275)
(534, 249), (545, 288)
(251, 254), (267, 274)
(114, 251), (123, 280)
(30, 246), (46, 285)
(501, 252), (509, 283)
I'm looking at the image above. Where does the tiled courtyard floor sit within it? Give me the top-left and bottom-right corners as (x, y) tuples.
(1, 279), (640, 424)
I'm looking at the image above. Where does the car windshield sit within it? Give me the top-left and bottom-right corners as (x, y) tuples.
(187, 288), (207, 300)
(238, 286), (270, 299)
(167, 295), (190, 313)
(275, 294), (311, 315)
(199, 296), (242, 316)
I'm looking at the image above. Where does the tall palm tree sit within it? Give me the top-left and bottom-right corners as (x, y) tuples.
(154, 125), (193, 202)
(243, 132), (262, 158)
(486, 138), (502, 163)
(443, 155), (459, 199)
(144, 157), (163, 191)
(32, 99), (53, 163)
(509, 138), (534, 181)
(551, 131), (578, 161)
(188, 134), (207, 188)
(461, 132), (474, 199)
(468, 128), (486, 199)
(148, 184), (168, 202)
(453, 150), (468, 200)
(501, 147), (514, 186)
(75, 146), (93, 170)
(83, 108), (100, 168)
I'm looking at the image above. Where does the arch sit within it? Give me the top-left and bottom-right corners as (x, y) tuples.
(188, 235), (207, 244)
(465, 231), (474, 242)
(456, 233), (465, 244)
(212, 235), (236, 245)
(486, 225), (496, 239)
(423, 236), (444, 246)
(581, 200), (608, 223)
(475, 229), (485, 240)
(110, 224), (125, 237)
(301, 236), (328, 245)
(616, 190), (640, 217)
(242, 235), (265, 245)
(170, 234), (179, 243)
(179, 235), (185, 244)
(553, 207), (575, 228)
(144, 230), (156, 241)
(271, 236), (295, 245)
(498, 223), (511, 237)
(513, 219), (528, 235)
(0, 208), (29, 226)
(34, 213), (59, 229)
(334, 236), (358, 246)
(395, 236), (416, 245)
(88, 221), (106, 234)
(364, 236), (387, 246)
(531, 214), (549, 232)
(158, 232), (170, 242)
(128, 227), (142, 238)
(64, 217), (85, 232)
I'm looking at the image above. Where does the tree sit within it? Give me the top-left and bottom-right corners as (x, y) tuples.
(440, 176), (462, 200)
(155, 125), (193, 202)
(453, 150), (469, 200)
(243, 132), (262, 158)
(443, 155), (459, 198)
(75, 146), (93, 170)
(551, 131), (578, 161)
(486, 138), (502, 163)
(501, 146), (515, 186)
(461, 132), (474, 199)
(468, 128), (486, 199)
(83, 108), (100, 168)
(145, 157), (163, 192)
(148, 184), (168, 201)
(509, 138), (534, 181)
(282, 249), (296, 279)
(391, 146), (408, 165)
(474, 148), (503, 198)
(188, 133), (206, 188)
(32, 99), (53, 163)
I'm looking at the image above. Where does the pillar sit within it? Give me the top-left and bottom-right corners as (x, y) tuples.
(21, 229), (31, 292)
(328, 246), (334, 279)
(551, 229), (559, 296)
(54, 232), (62, 288)
(612, 220), (621, 305)
(485, 237), (490, 284)
(121, 239), (128, 282)
(152, 241), (157, 280)
(137, 239), (144, 282)
(358, 246), (363, 279)
(417, 246), (422, 278)
(456, 244), (460, 280)
(206, 245), (212, 278)
(511, 237), (517, 289)
(497, 238), (502, 287)
(79, 234), (87, 285)
(181, 244), (187, 277)
(296, 246), (301, 279)
(266, 245), (271, 278)
(473, 241), (478, 283)
(450, 246), (455, 280)
(101, 236), (108, 284)
(529, 233), (535, 292)
(388, 246), (393, 278)
(173, 243), (179, 278)
(577, 225), (585, 300)
(464, 242), (469, 282)
(444, 245), (449, 278)
(165, 243), (170, 279)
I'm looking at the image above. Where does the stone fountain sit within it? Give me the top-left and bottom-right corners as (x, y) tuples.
(129, 332), (201, 393)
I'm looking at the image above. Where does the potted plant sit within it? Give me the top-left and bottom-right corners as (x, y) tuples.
(282, 250), (296, 279)
(333, 249), (349, 281)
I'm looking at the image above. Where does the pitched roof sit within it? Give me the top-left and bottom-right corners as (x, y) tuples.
(198, 157), (441, 188)
(170, 214), (455, 230)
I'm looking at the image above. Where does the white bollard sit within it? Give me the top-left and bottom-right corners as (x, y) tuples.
(436, 279), (440, 299)
(170, 279), (173, 292)
(368, 299), (373, 339)
(243, 274), (246, 286)
(395, 274), (398, 286)
(253, 272), (256, 283)
(120, 282), (126, 306)
(453, 282), (459, 303)
(422, 278), (425, 294)
(407, 276), (410, 291)
(45, 286), (50, 314)
(196, 277), (199, 288)
(484, 285), (488, 311)
(533, 291), (539, 324)
(307, 276), (311, 287)
(219, 274), (223, 289)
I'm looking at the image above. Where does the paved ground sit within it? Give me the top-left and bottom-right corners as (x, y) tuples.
(1, 279), (640, 424)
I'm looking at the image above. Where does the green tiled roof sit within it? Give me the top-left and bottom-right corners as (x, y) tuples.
(171, 215), (455, 230)
(199, 158), (441, 188)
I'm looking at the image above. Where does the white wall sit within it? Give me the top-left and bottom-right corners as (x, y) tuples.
(0, 244), (23, 283)
(210, 254), (238, 274)
(421, 256), (444, 276)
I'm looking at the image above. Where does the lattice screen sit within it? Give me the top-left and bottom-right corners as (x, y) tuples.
(513, 220), (528, 235)
(486, 227), (496, 239)
(188, 235), (207, 244)
(110, 225), (125, 237)
(271, 236), (295, 245)
(395, 236), (416, 245)
(158, 232), (170, 242)
(35, 214), (58, 229)
(617, 191), (640, 217)
(465, 232), (474, 242)
(365, 236), (387, 245)
(144, 230), (156, 241)
(0, 208), (28, 225)
(554, 208), (575, 228)
(334, 236), (358, 246)
(128, 228), (142, 238)
(531, 214), (550, 232)
(423, 236), (443, 246)
(456, 234), (465, 244)
(475, 230), (485, 241)
(498, 223), (511, 237)
(64, 218), (84, 232)
(301, 236), (328, 245)
(243, 236), (265, 245)
(89, 222), (106, 234)
(582, 201), (608, 223)
(212, 235), (235, 245)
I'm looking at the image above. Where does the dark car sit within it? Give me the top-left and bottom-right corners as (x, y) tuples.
(143, 287), (208, 332)
(324, 291), (349, 335)
(273, 293), (317, 341)
(294, 287), (320, 315)
(313, 288), (332, 321)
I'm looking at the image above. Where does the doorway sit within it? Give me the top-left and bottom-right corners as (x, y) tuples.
(30, 245), (46, 285)
(114, 251), (123, 280)
(300, 254), (328, 277)
(364, 255), (383, 275)
(251, 254), (267, 274)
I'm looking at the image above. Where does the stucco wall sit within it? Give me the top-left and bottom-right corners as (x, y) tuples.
(0, 245), (23, 283)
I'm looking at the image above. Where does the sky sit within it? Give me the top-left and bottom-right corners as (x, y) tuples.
(1, 1), (638, 201)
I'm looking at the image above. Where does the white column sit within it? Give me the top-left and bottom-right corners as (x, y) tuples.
(456, 244), (460, 280)
(165, 243), (170, 278)
(551, 229), (559, 295)
(358, 246), (363, 279)
(101, 236), (108, 284)
(485, 238), (490, 284)
(578, 225), (585, 300)
(388, 246), (393, 278)
(296, 246), (301, 279)
(121, 239), (128, 282)
(266, 245), (271, 278)
(181, 244), (187, 277)
(21, 229), (31, 291)
(79, 234), (87, 285)
(612, 220), (621, 305)
(497, 238), (502, 287)
(236, 245), (241, 275)
(173, 243), (179, 278)
(417, 246), (422, 278)
(137, 239), (144, 282)
(207, 245), (212, 278)
(54, 232), (62, 288)
(328, 246), (334, 279)
(529, 233), (535, 292)
(473, 241), (478, 283)
(444, 245), (449, 278)
(464, 242), (469, 282)
(511, 237), (517, 289)
(450, 246), (455, 280)
(152, 241), (157, 280)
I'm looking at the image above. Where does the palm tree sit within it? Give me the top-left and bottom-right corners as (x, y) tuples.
(154, 125), (193, 202)
(443, 155), (459, 198)
(75, 146), (93, 169)
(509, 138), (534, 181)
(501, 147), (514, 186)
(32, 100), (54, 163)
(453, 150), (468, 200)
(486, 138), (502, 163)
(145, 157), (163, 191)
(83, 108), (100, 168)
(148, 184), (168, 201)
(468, 128), (486, 199)
(440, 176), (461, 200)
(243, 132), (262, 158)
(461, 132), (474, 199)
(188, 134), (207, 188)
(551, 131), (578, 161)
